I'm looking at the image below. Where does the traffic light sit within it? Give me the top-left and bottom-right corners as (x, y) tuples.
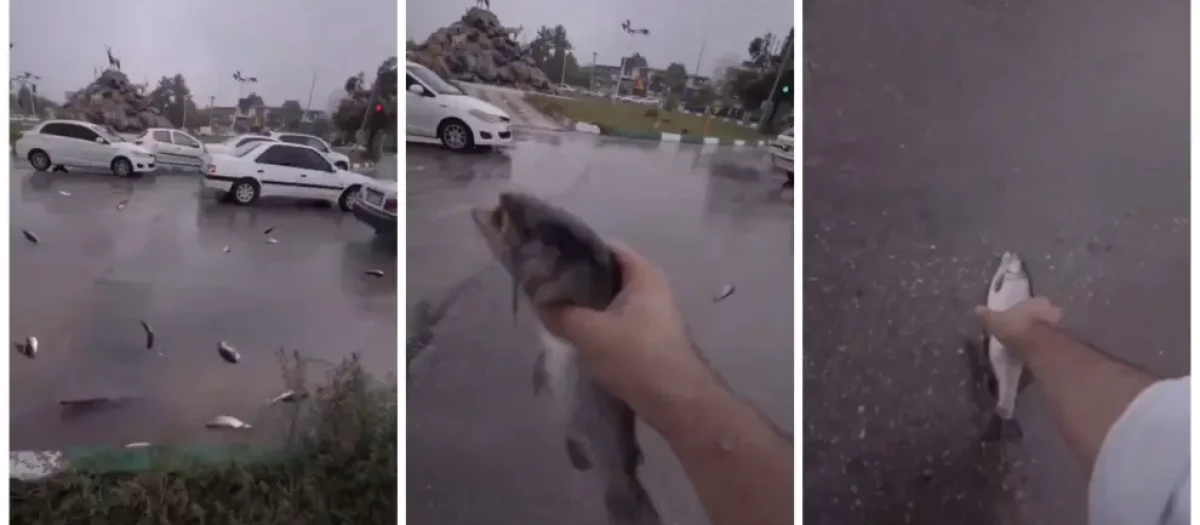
(779, 82), (792, 102)
(375, 103), (384, 113)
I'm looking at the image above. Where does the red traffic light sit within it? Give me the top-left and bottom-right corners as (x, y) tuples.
(375, 103), (383, 112)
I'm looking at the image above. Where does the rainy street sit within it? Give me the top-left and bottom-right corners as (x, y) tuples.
(803, 0), (1188, 524)
(9, 161), (398, 451)
(405, 133), (794, 525)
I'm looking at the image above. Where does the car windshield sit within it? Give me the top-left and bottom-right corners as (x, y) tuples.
(407, 64), (464, 95)
(89, 125), (124, 142)
(277, 134), (329, 152)
(233, 142), (265, 157)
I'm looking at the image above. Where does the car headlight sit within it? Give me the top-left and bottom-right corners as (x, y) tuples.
(468, 109), (504, 123)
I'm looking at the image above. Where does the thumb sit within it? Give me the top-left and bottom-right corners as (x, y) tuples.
(539, 304), (612, 343)
(975, 306), (996, 323)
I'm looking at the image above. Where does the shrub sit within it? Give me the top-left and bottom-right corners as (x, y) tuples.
(643, 108), (659, 119)
(10, 351), (398, 524)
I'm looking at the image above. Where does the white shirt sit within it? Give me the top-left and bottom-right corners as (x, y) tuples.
(1089, 376), (1190, 525)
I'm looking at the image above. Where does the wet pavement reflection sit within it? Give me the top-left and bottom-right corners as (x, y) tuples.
(406, 133), (793, 525)
(804, 0), (1187, 523)
(10, 164), (397, 450)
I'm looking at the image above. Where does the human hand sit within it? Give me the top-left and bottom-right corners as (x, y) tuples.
(538, 242), (708, 405)
(976, 297), (1063, 346)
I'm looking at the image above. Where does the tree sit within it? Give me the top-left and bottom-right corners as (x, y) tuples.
(331, 56), (398, 157)
(529, 26), (554, 69)
(278, 100), (304, 130)
(664, 62), (688, 94)
(623, 53), (648, 70)
(148, 74), (202, 129)
(237, 93), (265, 113)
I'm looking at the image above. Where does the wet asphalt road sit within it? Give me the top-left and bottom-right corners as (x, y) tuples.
(10, 162), (397, 450)
(803, 0), (1188, 524)
(405, 133), (793, 525)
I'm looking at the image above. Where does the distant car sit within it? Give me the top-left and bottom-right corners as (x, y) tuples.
(770, 127), (794, 182)
(405, 60), (513, 151)
(350, 179), (397, 236)
(203, 134), (279, 157)
(133, 128), (207, 171)
(14, 119), (157, 176)
(201, 141), (376, 209)
(268, 131), (352, 171)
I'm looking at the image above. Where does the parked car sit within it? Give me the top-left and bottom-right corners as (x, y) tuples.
(203, 134), (279, 157)
(770, 127), (794, 186)
(405, 61), (513, 152)
(133, 128), (207, 171)
(201, 141), (375, 209)
(14, 119), (157, 176)
(268, 131), (352, 170)
(350, 179), (397, 236)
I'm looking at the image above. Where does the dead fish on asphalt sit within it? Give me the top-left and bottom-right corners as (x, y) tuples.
(21, 229), (39, 244)
(205, 415), (251, 429)
(268, 390), (307, 404)
(223, 245), (231, 253)
(263, 227), (275, 235)
(713, 284), (736, 302)
(265, 238), (279, 245)
(981, 251), (1034, 441)
(116, 200), (128, 211)
(217, 341), (241, 363)
(57, 190), (71, 197)
(124, 442), (151, 448)
(139, 320), (155, 350)
(14, 336), (37, 358)
(364, 269), (385, 278)
(470, 192), (663, 525)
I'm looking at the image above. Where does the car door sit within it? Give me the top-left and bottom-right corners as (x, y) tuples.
(406, 73), (436, 137)
(37, 123), (77, 165)
(149, 129), (176, 165)
(253, 144), (310, 199)
(170, 131), (206, 169)
(292, 147), (342, 200)
(65, 124), (110, 168)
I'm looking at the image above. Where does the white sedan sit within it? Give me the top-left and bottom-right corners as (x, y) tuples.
(269, 131), (352, 170)
(133, 128), (208, 171)
(201, 141), (377, 210)
(405, 61), (513, 151)
(14, 119), (157, 176)
(770, 128), (794, 174)
(203, 134), (279, 157)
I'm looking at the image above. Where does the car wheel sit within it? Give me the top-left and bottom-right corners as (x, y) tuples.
(28, 150), (51, 172)
(111, 157), (134, 177)
(335, 161), (349, 171)
(229, 179), (260, 205)
(338, 185), (361, 212)
(438, 119), (474, 152)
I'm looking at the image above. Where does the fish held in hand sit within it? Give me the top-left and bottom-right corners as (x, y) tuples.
(983, 251), (1033, 441)
(470, 192), (661, 525)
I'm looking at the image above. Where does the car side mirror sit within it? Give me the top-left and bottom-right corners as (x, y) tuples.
(408, 84), (427, 96)
(94, 137), (107, 144)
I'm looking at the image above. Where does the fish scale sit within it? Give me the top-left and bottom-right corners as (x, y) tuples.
(984, 251), (1031, 441)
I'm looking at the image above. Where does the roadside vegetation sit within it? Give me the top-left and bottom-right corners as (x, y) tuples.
(10, 351), (398, 524)
(525, 93), (769, 142)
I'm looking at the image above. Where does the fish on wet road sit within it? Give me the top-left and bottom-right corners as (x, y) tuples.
(217, 341), (241, 364)
(21, 229), (39, 244)
(14, 336), (37, 359)
(139, 320), (155, 350)
(983, 251), (1032, 440)
(471, 191), (663, 525)
(205, 415), (251, 429)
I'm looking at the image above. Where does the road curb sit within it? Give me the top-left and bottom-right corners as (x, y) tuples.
(570, 122), (768, 147)
(11, 446), (287, 480)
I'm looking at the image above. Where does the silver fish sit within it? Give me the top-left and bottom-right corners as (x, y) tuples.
(124, 442), (151, 448)
(21, 229), (38, 244)
(57, 190), (71, 197)
(14, 336), (37, 358)
(139, 320), (155, 350)
(713, 284), (735, 302)
(205, 415), (251, 429)
(265, 238), (279, 245)
(217, 341), (240, 364)
(223, 245), (232, 254)
(117, 200), (128, 211)
(268, 390), (306, 404)
(983, 251), (1033, 441)
(364, 269), (385, 278)
(471, 192), (662, 525)
(263, 227), (275, 235)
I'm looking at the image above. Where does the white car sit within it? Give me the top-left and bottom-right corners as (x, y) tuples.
(132, 128), (208, 171)
(203, 134), (279, 157)
(14, 119), (157, 176)
(770, 128), (795, 174)
(406, 61), (513, 151)
(201, 141), (376, 210)
(350, 179), (397, 236)
(268, 131), (352, 170)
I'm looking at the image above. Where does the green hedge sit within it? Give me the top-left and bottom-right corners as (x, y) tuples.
(11, 352), (398, 524)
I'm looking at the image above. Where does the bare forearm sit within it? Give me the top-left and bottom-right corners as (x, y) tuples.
(1011, 322), (1157, 476)
(630, 362), (793, 525)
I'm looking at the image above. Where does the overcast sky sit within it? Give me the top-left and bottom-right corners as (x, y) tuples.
(406, 0), (794, 79)
(11, 0), (397, 111)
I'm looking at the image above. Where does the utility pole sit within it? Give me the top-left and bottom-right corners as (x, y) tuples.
(559, 49), (569, 87)
(758, 30), (793, 133)
(590, 52), (598, 91)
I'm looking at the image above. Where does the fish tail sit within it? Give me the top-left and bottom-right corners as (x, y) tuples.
(604, 475), (662, 525)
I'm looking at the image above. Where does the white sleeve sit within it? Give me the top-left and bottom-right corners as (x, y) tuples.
(1088, 376), (1190, 525)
